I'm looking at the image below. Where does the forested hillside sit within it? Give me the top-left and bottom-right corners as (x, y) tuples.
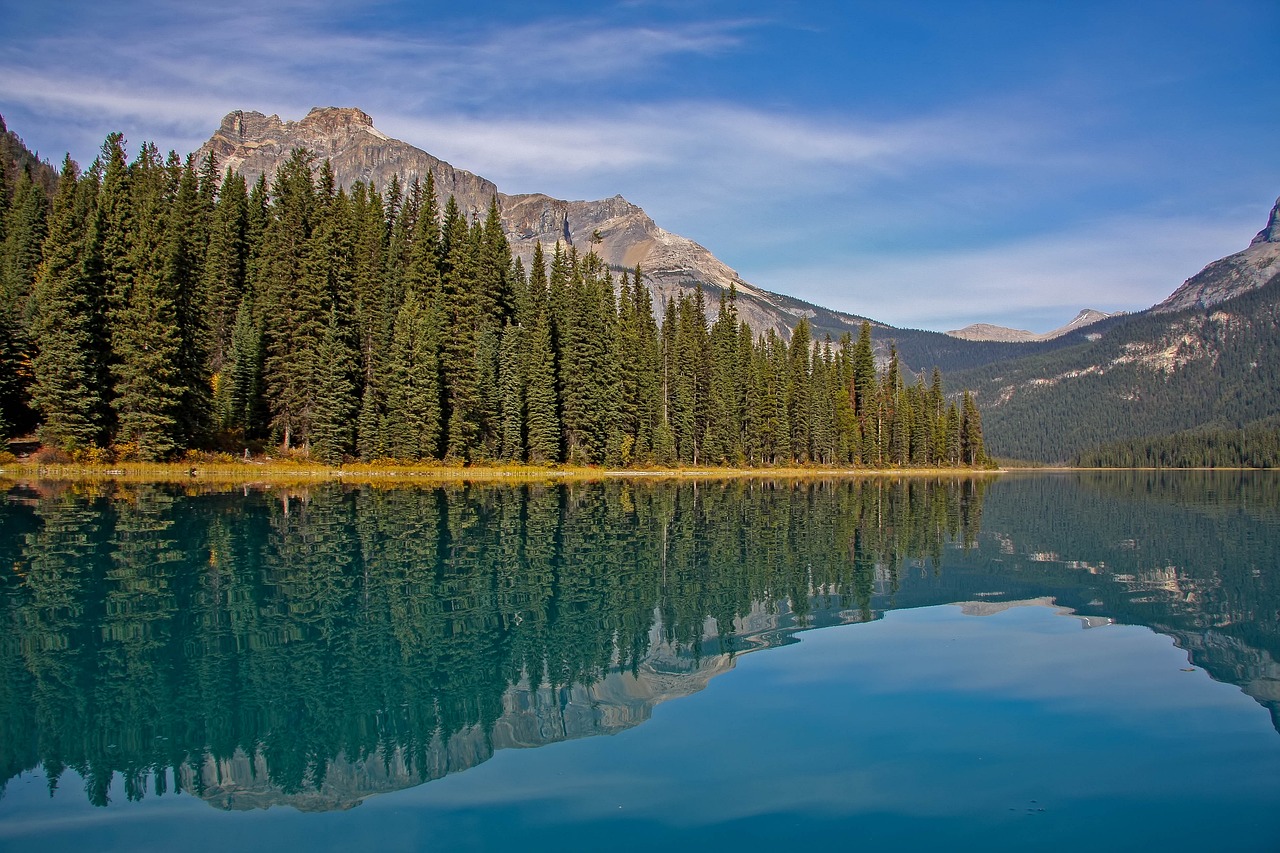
(956, 274), (1280, 462)
(0, 132), (985, 468)
(1075, 415), (1280, 468)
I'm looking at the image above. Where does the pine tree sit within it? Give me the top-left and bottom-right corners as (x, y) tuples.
(30, 157), (109, 451)
(260, 148), (321, 449)
(383, 288), (441, 460)
(522, 243), (560, 464)
(310, 309), (359, 465)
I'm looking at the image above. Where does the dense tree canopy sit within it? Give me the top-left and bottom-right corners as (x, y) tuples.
(0, 137), (986, 467)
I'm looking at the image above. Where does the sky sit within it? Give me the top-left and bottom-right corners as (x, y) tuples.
(1, 0), (1277, 333)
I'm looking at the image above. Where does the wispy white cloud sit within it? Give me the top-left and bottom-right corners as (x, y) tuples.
(0, 8), (758, 164)
(4, 0), (1271, 336)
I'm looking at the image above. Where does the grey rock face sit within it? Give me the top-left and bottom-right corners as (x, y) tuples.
(199, 107), (500, 220)
(1251, 196), (1280, 245)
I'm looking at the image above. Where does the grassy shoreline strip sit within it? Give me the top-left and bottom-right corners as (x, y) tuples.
(0, 461), (1002, 485)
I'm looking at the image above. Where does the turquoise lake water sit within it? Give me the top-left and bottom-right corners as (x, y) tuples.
(1, 472), (1278, 850)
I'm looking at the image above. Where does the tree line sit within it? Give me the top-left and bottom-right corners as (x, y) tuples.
(0, 135), (986, 466)
(1075, 417), (1280, 468)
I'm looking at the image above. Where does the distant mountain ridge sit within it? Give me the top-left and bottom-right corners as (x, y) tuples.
(947, 308), (1121, 343)
(953, 198), (1280, 462)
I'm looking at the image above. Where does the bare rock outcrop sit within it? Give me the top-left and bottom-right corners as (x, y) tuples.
(198, 107), (499, 220)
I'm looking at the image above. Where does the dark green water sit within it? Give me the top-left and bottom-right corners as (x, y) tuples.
(1, 472), (1279, 851)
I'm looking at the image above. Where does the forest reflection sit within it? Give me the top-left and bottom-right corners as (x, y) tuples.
(0, 477), (986, 809)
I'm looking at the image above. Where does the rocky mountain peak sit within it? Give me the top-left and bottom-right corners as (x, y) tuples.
(1153, 196), (1280, 314)
(945, 308), (1119, 343)
(1251, 196), (1280, 245)
(298, 106), (377, 133)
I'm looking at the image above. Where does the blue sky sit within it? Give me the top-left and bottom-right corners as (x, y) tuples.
(2, 0), (1277, 332)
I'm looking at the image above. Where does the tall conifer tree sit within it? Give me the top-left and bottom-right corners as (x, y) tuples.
(30, 157), (109, 451)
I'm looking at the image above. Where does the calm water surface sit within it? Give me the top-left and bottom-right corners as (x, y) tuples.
(1, 472), (1279, 851)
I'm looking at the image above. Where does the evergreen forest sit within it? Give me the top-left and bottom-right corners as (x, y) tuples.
(0, 134), (986, 468)
(1075, 416), (1280, 468)
(953, 273), (1280, 464)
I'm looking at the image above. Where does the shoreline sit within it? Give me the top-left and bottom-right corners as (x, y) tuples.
(0, 461), (1003, 486)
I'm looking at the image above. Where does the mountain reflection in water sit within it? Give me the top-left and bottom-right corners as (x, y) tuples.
(0, 473), (1276, 813)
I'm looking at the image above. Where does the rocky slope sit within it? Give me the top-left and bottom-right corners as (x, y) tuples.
(1150, 197), (1280, 314)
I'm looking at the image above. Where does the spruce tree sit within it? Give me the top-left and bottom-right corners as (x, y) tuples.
(0, 170), (46, 436)
(223, 294), (265, 441)
(383, 288), (442, 460)
(201, 169), (249, 378)
(1, 169), (47, 319)
(786, 317), (812, 463)
(522, 244), (560, 464)
(310, 309), (359, 465)
(961, 390), (985, 466)
(260, 148), (321, 449)
(438, 196), (482, 460)
(110, 143), (185, 460)
(498, 321), (524, 461)
(162, 157), (213, 446)
(30, 157), (109, 451)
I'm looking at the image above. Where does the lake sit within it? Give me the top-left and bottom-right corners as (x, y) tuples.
(1, 472), (1279, 851)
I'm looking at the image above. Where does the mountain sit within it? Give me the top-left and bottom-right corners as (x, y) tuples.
(196, 107), (860, 340)
(1151, 197), (1280, 314)
(947, 308), (1121, 343)
(195, 107), (1105, 376)
(953, 199), (1280, 462)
